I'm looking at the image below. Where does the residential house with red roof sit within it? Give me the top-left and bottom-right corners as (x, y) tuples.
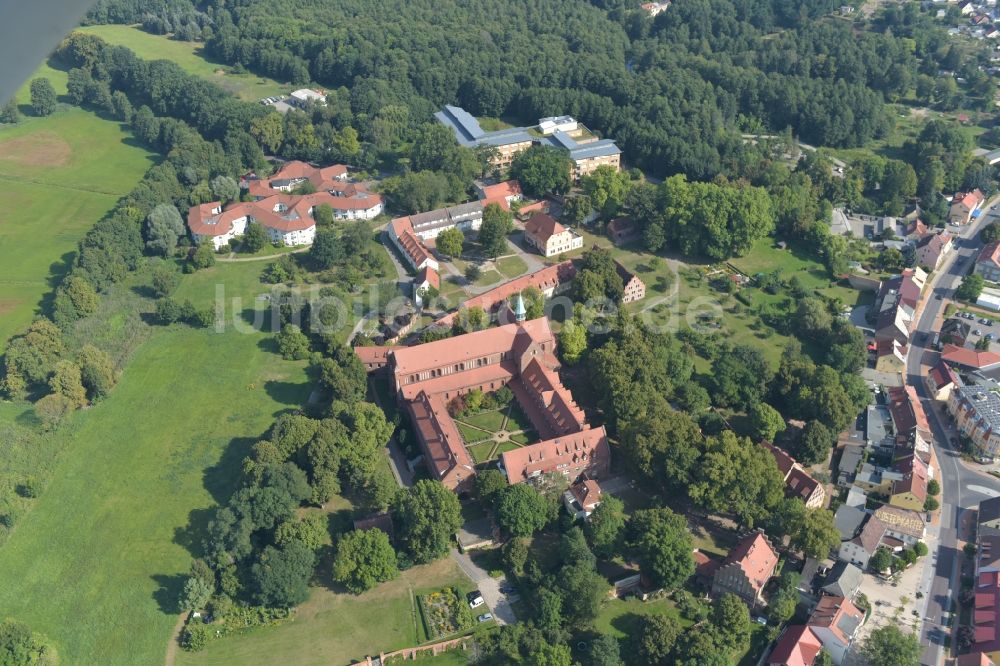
(942, 345), (1000, 372)
(524, 213), (584, 257)
(915, 231), (952, 271)
(957, 653), (996, 666)
(188, 192), (351, 248)
(711, 530), (780, 610)
(951, 189), (985, 225)
(562, 478), (603, 520)
(607, 216), (639, 245)
(974, 571), (1000, 663)
(768, 626), (823, 666)
(760, 442), (826, 509)
(889, 453), (929, 512)
(615, 259), (646, 304)
(977, 241), (1000, 283)
(807, 595), (865, 665)
(475, 180), (523, 211)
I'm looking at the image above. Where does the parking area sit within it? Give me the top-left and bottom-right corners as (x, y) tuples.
(953, 310), (1000, 349)
(842, 549), (937, 665)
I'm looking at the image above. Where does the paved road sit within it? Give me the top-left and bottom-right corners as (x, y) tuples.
(449, 550), (517, 626)
(904, 206), (1000, 664)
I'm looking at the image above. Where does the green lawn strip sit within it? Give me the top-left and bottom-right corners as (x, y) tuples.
(457, 423), (493, 446)
(466, 442), (498, 464)
(0, 106), (157, 351)
(176, 559), (471, 666)
(475, 270), (504, 287)
(508, 433), (535, 446)
(461, 410), (507, 432)
(0, 320), (311, 664)
(495, 441), (522, 455)
(504, 402), (535, 433)
(75, 25), (288, 101)
(496, 255), (528, 278)
(591, 597), (693, 640)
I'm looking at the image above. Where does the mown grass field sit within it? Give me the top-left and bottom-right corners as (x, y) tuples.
(0, 98), (157, 350)
(76, 25), (288, 101)
(0, 262), (312, 664)
(176, 559), (471, 666)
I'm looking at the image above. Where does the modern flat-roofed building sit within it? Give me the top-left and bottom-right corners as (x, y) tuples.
(949, 386), (1000, 459)
(435, 105), (622, 178)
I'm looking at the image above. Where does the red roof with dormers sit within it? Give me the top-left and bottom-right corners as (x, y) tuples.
(722, 531), (779, 594)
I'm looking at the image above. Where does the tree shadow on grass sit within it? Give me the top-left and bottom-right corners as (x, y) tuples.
(202, 436), (257, 505)
(609, 611), (645, 638)
(152, 573), (186, 615)
(256, 335), (280, 355)
(36, 251), (77, 318)
(131, 284), (159, 300)
(263, 379), (310, 407)
(173, 507), (217, 560)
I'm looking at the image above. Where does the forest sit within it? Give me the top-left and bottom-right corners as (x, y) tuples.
(75, 0), (990, 182)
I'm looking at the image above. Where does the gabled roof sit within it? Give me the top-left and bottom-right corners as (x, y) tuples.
(722, 531), (779, 593)
(853, 514), (888, 554)
(391, 318), (555, 377)
(417, 266), (440, 290)
(874, 504), (926, 539)
(761, 441), (796, 477)
(891, 453), (928, 502)
(442, 261), (576, 325)
(978, 241), (1000, 270)
(768, 625), (823, 666)
(524, 213), (567, 243)
(569, 479), (602, 510)
(954, 189), (985, 209)
(822, 561), (864, 598)
(808, 595), (863, 646)
(942, 344), (1000, 370)
(501, 427), (610, 483)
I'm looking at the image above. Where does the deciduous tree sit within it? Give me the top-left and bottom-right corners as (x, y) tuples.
(331, 528), (399, 593)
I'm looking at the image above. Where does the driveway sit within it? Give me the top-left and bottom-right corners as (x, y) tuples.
(449, 549), (517, 626)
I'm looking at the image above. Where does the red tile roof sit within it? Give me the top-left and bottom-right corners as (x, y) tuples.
(524, 213), (566, 244)
(979, 241), (1000, 270)
(808, 595), (863, 645)
(927, 361), (959, 393)
(501, 426), (610, 483)
(417, 266), (440, 290)
(975, 571), (1000, 652)
(392, 318), (555, 378)
(768, 626), (823, 666)
(723, 531), (779, 593)
(406, 390), (475, 488)
(439, 261), (577, 326)
(942, 344), (1000, 370)
(892, 453), (928, 502)
(955, 189), (986, 210)
(569, 478), (602, 510)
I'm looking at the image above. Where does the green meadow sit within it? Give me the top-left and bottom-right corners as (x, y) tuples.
(0, 99), (157, 350)
(0, 262), (312, 664)
(76, 25), (288, 101)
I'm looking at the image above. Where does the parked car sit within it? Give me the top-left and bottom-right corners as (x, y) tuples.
(976, 329), (983, 336)
(477, 613), (493, 623)
(988, 333), (995, 341)
(467, 591), (485, 609)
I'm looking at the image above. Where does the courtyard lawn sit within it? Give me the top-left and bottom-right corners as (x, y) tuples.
(475, 269), (504, 287)
(0, 261), (313, 665)
(176, 558), (471, 666)
(0, 107), (157, 351)
(592, 596), (692, 639)
(467, 441), (498, 463)
(496, 255), (528, 278)
(76, 25), (288, 101)
(457, 422), (492, 446)
(460, 409), (507, 433)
